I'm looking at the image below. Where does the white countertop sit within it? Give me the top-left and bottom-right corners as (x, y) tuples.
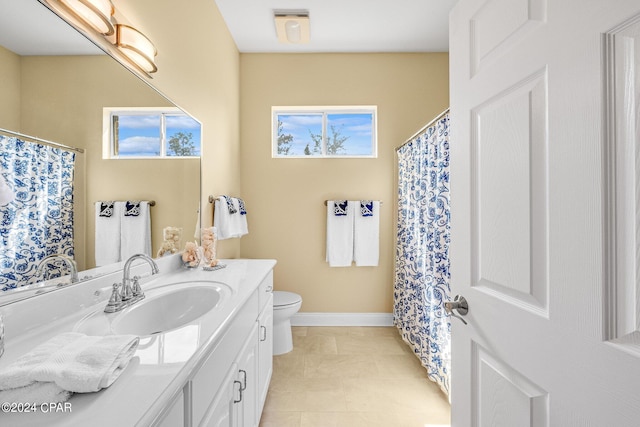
(0, 258), (276, 426)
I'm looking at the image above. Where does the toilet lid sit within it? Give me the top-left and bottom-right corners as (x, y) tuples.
(274, 291), (302, 307)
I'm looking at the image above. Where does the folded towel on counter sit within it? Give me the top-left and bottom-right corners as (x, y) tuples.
(0, 332), (139, 403)
(326, 200), (355, 267)
(214, 196), (248, 240)
(354, 200), (380, 266)
(95, 201), (121, 267)
(120, 201), (151, 260)
(0, 382), (70, 405)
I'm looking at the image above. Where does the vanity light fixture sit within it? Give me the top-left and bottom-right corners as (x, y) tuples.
(54, 0), (115, 35)
(115, 24), (158, 74)
(274, 11), (310, 44)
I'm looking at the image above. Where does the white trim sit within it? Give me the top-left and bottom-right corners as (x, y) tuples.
(291, 312), (393, 327)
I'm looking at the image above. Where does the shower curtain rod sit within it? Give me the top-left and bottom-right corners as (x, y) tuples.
(0, 127), (85, 154)
(395, 108), (450, 152)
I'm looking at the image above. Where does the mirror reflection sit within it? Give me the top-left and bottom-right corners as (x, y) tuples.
(0, 0), (201, 302)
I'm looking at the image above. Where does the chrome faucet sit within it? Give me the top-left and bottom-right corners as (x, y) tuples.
(35, 254), (79, 285)
(105, 254), (159, 313)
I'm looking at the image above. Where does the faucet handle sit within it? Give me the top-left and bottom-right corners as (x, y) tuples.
(131, 276), (144, 298)
(104, 283), (123, 313)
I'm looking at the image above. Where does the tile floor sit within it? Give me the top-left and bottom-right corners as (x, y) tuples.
(259, 326), (451, 427)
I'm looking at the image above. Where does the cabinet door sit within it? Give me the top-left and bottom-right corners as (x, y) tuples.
(157, 390), (184, 427)
(257, 293), (273, 420)
(233, 323), (259, 427)
(200, 362), (238, 427)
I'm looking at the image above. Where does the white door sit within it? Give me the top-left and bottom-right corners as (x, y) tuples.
(449, 0), (640, 425)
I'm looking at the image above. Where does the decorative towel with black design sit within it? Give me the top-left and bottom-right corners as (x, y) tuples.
(99, 202), (115, 218)
(223, 195), (238, 214)
(120, 201), (151, 259)
(360, 200), (374, 217)
(124, 201), (141, 217)
(95, 202), (122, 266)
(334, 200), (348, 216)
(238, 198), (247, 215)
(214, 196), (249, 240)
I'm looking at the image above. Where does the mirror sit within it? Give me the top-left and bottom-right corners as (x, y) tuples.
(0, 0), (201, 304)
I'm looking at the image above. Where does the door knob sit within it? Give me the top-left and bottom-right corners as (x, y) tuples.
(445, 295), (469, 325)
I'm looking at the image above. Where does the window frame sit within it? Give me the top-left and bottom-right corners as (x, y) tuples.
(102, 107), (202, 159)
(272, 106), (378, 158)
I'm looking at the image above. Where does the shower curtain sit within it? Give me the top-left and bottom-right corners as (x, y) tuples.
(394, 112), (451, 396)
(0, 136), (76, 291)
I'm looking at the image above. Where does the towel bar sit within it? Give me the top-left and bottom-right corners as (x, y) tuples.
(324, 200), (382, 206)
(96, 200), (155, 206)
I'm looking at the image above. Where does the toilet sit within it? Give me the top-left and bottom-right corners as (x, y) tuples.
(272, 291), (302, 355)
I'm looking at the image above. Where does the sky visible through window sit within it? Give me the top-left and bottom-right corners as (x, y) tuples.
(117, 114), (201, 157)
(277, 112), (374, 156)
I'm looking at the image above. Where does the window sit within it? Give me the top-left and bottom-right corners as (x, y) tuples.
(272, 106), (377, 158)
(103, 107), (201, 159)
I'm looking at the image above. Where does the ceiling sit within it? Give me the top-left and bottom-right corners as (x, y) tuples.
(0, 0), (456, 56)
(215, 0), (457, 53)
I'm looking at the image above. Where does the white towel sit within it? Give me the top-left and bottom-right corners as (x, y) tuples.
(214, 197), (248, 240)
(120, 201), (151, 260)
(0, 332), (138, 403)
(95, 201), (121, 266)
(0, 382), (70, 404)
(326, 200), (355, 267)
(230, 197), (248, 238)
(354, 200), (380, 266)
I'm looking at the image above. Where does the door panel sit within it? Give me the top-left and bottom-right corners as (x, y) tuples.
(471, 69), (549, 315)
(450, 0), (640, 425)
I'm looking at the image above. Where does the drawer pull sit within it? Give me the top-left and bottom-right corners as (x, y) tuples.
(233, 380), (243, 403)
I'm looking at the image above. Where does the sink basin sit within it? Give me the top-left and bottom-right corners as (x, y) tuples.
(113, 286), (222, 335)
(75, 282), (227, 336)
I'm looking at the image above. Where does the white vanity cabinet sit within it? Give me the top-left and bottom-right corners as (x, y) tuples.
(257, 292), (273, 419)
(201, 323), (258, 427)
(157, 270), (274, 427)
(231, 323), (259, 427)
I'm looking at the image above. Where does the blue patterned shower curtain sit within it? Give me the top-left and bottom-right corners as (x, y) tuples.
(0, 136), (76, 291)
(394, 112), (451, 396)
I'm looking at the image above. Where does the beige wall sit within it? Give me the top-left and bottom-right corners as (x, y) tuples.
(239, 53), (449, 313)
(0, 45), (21, 130)
(115, 0), (242, 258)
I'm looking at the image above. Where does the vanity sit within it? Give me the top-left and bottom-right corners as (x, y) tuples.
(0, 257), (275, 427)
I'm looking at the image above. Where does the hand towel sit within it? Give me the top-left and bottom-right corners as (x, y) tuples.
(0, 382), (70, 404)
(326, 200), (354, 267)
(214, 196), (248, 239)
(230, 198), (248, 237)
(354, 200), (380, 266)
(120, 201), (151, 260)
(0, 332), (139, 402)
(95, 201), (121, 266)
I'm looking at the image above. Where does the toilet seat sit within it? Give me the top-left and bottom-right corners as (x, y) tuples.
(274, 291), (302, 308)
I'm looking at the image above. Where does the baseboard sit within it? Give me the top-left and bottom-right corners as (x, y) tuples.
(291, 312), (394, 327)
